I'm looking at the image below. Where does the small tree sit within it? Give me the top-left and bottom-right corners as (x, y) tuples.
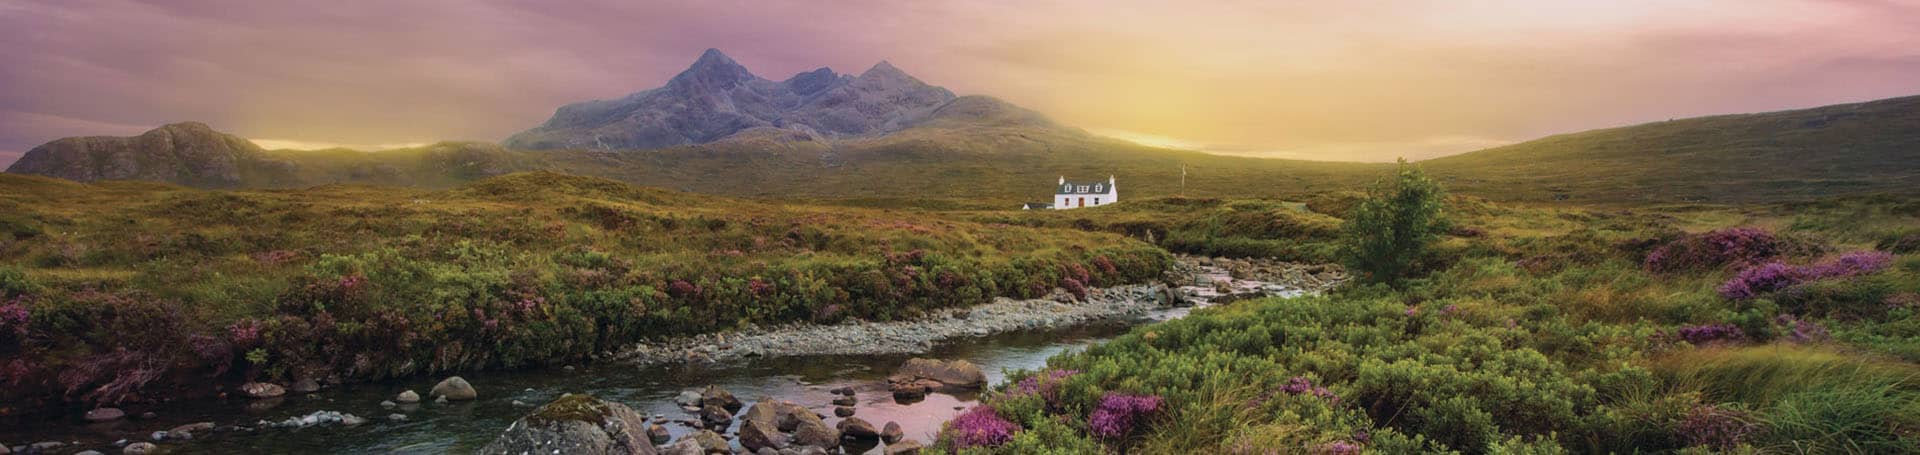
(1339, 158), (1448, 285)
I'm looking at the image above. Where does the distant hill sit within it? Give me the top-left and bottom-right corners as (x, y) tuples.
(7, 53), (1917, 207)
(4, 122), (546, 188)
(1425, 95), (1920, 203)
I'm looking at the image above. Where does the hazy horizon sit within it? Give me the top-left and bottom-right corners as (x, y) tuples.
(3, 0), (1918, 167)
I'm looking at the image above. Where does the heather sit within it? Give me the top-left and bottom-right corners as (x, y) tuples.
(0, 173), (1170, 410)
(943, 194), (1920, 453)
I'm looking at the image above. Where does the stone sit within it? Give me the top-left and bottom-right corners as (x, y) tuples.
(475, 393), (657, 455)
(685, 430), (729, 454)
(837, 417), (879, 439)
(28, 442), (65, 451)
(699, 404), (732, 427)
(673, 390), (704, 407)
(830, 386), (855, 396)
(700, 385), (743, 413)
(168, 421), (214, 439)
(75, 450), (104, 455)
(139, 412), (157, 420)
(647, 424), (671, 444)
(833, 406), (855, 417)
(289, 377), (321, 394)
(240, 382), (286, 398)
(84, 407), (126, 422)
(737, 419), (787, 452)
(122, 442), (158, 455)
(380, 400), (397, 408)
(435, 395), (448, 404)
(888, 379), (934, 402)
(881, 421), (904, 444)
(429, 376), (477, 401)
(389, 414), (408, 421)
(884, 438), (924, 455)
(789, 411), (839, 449)
(395, 390), (421, 403)
(830, 396), (856, 407)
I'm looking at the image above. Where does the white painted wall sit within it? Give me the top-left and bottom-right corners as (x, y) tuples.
(1053, 176), (1118, 210)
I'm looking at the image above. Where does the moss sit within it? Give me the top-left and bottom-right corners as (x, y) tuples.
(527, 393), (611, 425)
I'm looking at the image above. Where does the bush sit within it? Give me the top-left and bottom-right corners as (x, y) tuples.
(1645, 227), (1782, 273)
(1339, 159), (1449, 285)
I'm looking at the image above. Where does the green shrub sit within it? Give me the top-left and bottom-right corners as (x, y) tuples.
(1339, 159), (1449, 285)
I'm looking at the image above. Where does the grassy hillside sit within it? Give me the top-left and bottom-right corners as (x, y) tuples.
(930, 194), (1920, 454)
(1426, 95), (1920, 204)
(0, 172), (1171, 410)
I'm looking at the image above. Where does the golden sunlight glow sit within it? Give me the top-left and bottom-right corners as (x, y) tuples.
(249, 139), (430, 151)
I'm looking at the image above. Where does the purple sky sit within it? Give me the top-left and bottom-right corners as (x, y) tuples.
(3, 0), (1918, 166)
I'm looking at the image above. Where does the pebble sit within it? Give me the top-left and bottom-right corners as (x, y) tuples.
(389, 414), (408, 421)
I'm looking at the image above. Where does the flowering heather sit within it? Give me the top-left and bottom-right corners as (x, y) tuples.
(1719, 251), (1896, 300)
(1717, 262), (1800, 299)
(1062, 277), (1088, 300)
(1677, 405), (1757, 451)
(1281, 376), (1340, 402)
(1645, 227), (1780, 273)
(1011, 369), (1079, 404)
(1404, 305), (1419, 317)
(1676, 323), (1743, 345)
(0, 298), (27, 338)
(227, 319), (263, 347)
(1090, 393), (1165, 439)
(1805, 251), (1894, 278)
(1774, 315), (1831, 343)
(1315, 441), (1363, 455)
(947, 405), (1020, 448)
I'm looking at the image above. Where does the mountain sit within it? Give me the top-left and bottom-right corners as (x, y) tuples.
(503, 49), (1055, 150)
(5, 122), (266, 187)
(1426, 95), (1920, 203)
(4, 122), (545, 188)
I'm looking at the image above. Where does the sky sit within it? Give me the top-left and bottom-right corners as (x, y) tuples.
(2, 0), (1917, 167)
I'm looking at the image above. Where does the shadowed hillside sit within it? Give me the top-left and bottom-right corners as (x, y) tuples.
(1426, 95), (1920, 203)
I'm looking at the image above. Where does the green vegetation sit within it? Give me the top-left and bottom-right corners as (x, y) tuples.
(1340, 159), (1449, 285)
(0, 172), (1169, 409)
(943, 186), (1920, 453)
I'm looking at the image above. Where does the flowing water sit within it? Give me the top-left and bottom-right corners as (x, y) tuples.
(2, 313), (1186, 454)
(3, 262), (1311, 454)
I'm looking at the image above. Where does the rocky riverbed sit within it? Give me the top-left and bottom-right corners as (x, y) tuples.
(616, 256), (1344, 366)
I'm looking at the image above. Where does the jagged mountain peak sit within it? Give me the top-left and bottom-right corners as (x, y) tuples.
(503, 49), (1048, 151)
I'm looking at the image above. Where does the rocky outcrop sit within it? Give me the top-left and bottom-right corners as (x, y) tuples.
(478, 393), (657, 455)
(504, 49), (1053, 151)
(5, 122), (264, 187)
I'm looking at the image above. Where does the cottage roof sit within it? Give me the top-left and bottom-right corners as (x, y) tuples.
(1055, 180), (1113, 195)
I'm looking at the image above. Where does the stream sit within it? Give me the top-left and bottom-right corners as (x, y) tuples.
(0, 258), (1335, 454)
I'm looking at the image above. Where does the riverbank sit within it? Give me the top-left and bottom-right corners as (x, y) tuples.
(615, 256), (1345, 365)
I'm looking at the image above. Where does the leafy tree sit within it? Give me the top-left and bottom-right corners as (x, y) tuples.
(1339, 158), (1448, 285)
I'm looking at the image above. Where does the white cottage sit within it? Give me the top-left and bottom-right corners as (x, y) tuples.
(1052, 176), (1117, 209)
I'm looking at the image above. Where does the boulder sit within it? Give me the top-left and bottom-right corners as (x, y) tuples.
(887, 379), (935, 402)
(289, 378), (321, 394)
(430, 376), (477, 401)
(881, 421), (904, 444)
(699, 404), (732, 427)
(84, 407), (126, 422)
(743, 400), (809, 432)
(396, 390), (421, 403)
(673, 390), (704, 407)
(737, 419), (787, 452)
(830, 396), (857, 407)
(475, 393), (657, 455)
(700, 385), (743, 413)
(684, 430), (730, 454)
(240, 382), (286, 399)
(836, 417), (879, 439)
(884, 438), (924, 455)
(647, 424), (671, 444)
(122, 442), (158, 455)
(833, 406), (855, 417)
(891, 358), (986, 392)
(789, 411), (839, 449)
(168, 422), (214, 439)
